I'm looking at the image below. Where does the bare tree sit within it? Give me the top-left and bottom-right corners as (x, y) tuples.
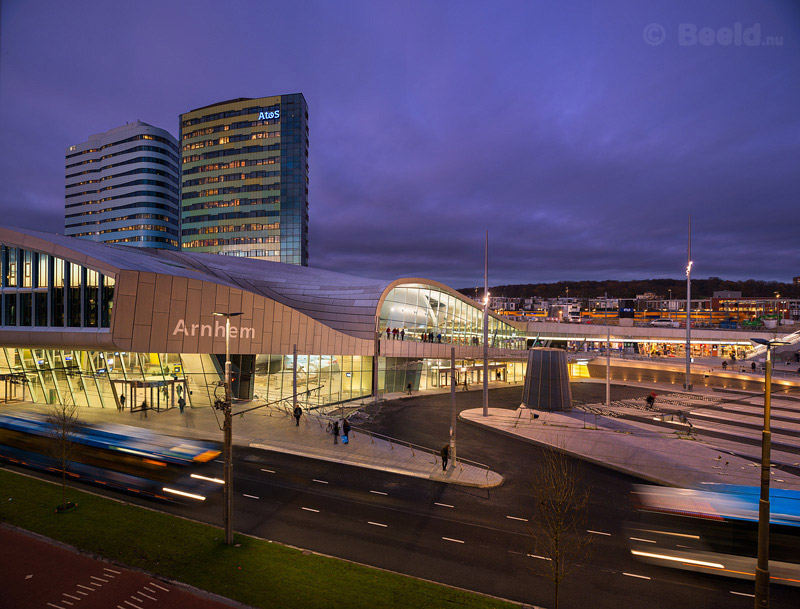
(527, 447), (593, 609)
(46, 397), (80, 511)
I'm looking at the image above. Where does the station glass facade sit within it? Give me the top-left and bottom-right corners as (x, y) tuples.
(379, 284), (525, 349)
(0, 245), (115, 329)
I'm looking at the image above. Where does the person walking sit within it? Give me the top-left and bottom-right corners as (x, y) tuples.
(406, 382), (412, 395)
(119, 393), (126, 411)
(178, 396), (186, 414)
(386, 327), (391, 340)
(441, 444), (450, 471)
(392, 327), (398, 340)
(437, 333), (442, 343)
(293, 404), (302, 426)
(400, 328), (405, 341)
(751, 362), (757, 372)
(332, 420), (339, 444)
(342, 419), (351, 444)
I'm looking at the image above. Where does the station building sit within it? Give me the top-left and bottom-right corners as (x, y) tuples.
(0, 227), (529, 411)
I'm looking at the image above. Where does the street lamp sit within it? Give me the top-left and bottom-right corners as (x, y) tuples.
(750, 337), (788, 608)
(213, 311), (242, 545)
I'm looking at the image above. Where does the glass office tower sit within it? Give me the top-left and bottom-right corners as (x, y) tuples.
(179, 95), (309, 265)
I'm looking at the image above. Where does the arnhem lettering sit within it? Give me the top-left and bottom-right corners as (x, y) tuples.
(258, 110), (280, 120)
(172, 319), (255, 339)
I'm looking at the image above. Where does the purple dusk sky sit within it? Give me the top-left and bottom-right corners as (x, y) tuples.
(0, 0), (798, 288)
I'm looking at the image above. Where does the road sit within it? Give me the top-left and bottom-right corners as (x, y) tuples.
(4, 383), (799, 608)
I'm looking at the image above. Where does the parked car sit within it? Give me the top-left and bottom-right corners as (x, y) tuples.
(650, 318), (678, 328)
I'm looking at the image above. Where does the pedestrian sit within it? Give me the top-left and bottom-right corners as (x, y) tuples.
(441, 444), (450, 471)
(392, 327), (398, 340)
(332, 420), (339, 444)
(386, 327), (391, 340)
(342, 419), (351, 443)
(429, 332), (434, 342)
(400, 328), (405, 341)
(293, 404), (302, 426)
(437, 333), (441, 343)
(751, 362), (756, 372)
(140, 399), (148, 419)
(119, 393), (126, 411)
(178, 396), (186, 414)
(176, 383), (183, 397)
(646, 392), (655, 409)
(406, 382), (412, 395)
(722, 360), (727, 370)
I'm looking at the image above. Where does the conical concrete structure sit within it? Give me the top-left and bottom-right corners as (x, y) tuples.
(521, 348), (572, 411)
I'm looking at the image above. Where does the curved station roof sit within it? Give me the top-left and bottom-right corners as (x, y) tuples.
(0, 227), (521, 356)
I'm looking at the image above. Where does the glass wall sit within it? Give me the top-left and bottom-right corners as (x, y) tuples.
(0, 244), (114, 329)
(379, 284), (525, 349)
(377, 356), (527, 394)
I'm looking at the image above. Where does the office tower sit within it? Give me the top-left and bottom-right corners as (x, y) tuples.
(179, 94), (309, 265)
(64, 121), (180, 249)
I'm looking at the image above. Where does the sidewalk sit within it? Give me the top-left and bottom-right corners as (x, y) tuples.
(7, 390), (504, 489)
(461, 380), (800, 490)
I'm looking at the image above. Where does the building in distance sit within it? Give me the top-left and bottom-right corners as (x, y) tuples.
(179, 94), (309, 265)
(64, 121), (180, 250)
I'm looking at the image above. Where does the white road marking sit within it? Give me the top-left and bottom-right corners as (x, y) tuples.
(103, 567), (121, 574)
(442, 537), (465, 544)
(242, 493), (259, 499)
(61, 602), (73, 607)
(370, 490), (387, 495)
(124, 600), (144, 609)
(527, 554), (552, 561)
(75, 591), (88, 596)
(77, 585), (94, 591)
(90, 576), (109, 583)
(731, 591), (755, 598)
(46, 604), (65, 609)
(149, 582), (169, 592)
(630, 537), (656, 544)
(88, 583), (102, 588)
(587, 530), (611, 536)
(368, 521), (388, 527)
(506, 516), (528, 522)
(302, 507), (320, 512)
(261, 468), (275, 473)
(215, 459), (224, 464)
(138, 592), (157, 601)
(131, 597), (143, 602)
(143, 587), (156, 594)
(63, 593), (81, 600)
(313, 479), (328, 484)
(434, 502), (454, 508)
(623, 572), (651, 580)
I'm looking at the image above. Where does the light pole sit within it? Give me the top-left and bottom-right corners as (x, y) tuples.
(750, 337), (788, 608)
(483, 231), (489, 417)
(685, 216), (692, 391)
(213, 310), (242, 545)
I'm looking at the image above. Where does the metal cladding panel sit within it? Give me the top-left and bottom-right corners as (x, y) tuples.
(521, 348), (573, 411)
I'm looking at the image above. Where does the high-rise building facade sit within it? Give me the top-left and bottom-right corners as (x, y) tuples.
(64, 121), (180, 249)
(179, 94), (309, 265)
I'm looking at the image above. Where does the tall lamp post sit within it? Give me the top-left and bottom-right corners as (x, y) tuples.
(684, 216), (693, 391)
(213, 310), (242, 545)
(483, 231), (489, 417)
(750, 337), (788, 608)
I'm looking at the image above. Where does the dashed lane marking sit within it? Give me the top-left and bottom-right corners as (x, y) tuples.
(442, 537), (465, 544)
(139, 591), (158, 601)
(243, 493), (259, 499)
(623, 573), (651, 580)
(131, 596), (144, 602)
(47, 604), (66, 609)
(149, 582), (169, 592)
(77, 585), (94, 592)
(506, 516), (528, 522)
(527, 554), (552, 561)
(90, 575), (109, 583)
(63, 593), (81, 600)
(434, 502), (454, 508)
(587, 530), (611, 536)
(731, 591), (755, 598)
(301, 507), (320, 513)
(103, 567), (121, 574)
(630, 537), (656, 544)
(124, 600), (144, 609)
(313, 479), (329, 484)
(143, 587), (156, 594)
(370, 490), (387, 495)
(368, 521), (388, 527)
(61, 602), (73, 606)
(75, 591), (88, 596)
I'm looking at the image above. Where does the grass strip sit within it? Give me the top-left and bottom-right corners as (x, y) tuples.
(0, 469), (516, 608)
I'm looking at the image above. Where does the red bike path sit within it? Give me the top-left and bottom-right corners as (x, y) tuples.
(0, 526), (241, 609)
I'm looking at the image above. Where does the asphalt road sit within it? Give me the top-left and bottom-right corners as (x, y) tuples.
(5, 382), (799, 608)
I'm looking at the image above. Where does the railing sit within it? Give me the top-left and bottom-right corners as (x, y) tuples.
(260, 397), (494, 481)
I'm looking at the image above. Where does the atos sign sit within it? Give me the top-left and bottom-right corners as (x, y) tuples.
(258, 110), (280, 120)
